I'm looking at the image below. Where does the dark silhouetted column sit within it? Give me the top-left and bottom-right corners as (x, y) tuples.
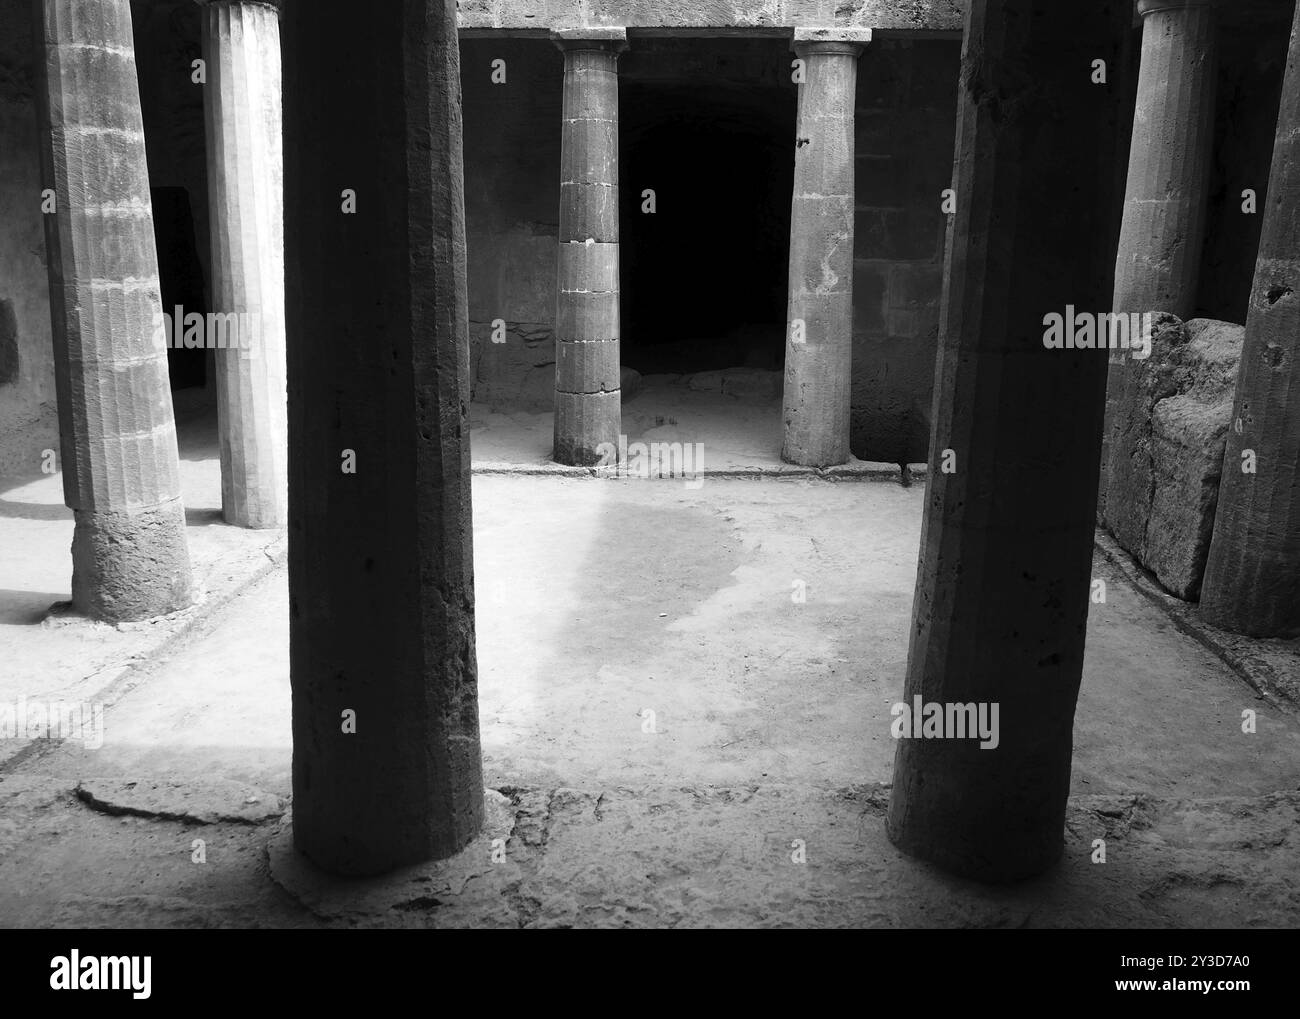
(552, 29), (626, 466)
(35, 0), (195, 621)
(198, 0), (287, 528)
(781, 30), (868, 468)
(282, 0), (484, 876)
(886, 0), (1129, 882)
(1199, 3), (1300, 638)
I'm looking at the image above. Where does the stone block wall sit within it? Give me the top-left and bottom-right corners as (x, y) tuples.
(849, 38), (959, 465)
(1102, 315), (1243, 600)
(460, 39), (563, 412)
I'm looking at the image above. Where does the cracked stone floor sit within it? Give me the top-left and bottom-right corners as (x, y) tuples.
(2, 436), (1299, 926)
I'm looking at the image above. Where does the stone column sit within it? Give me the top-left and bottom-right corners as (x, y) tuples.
(1101, 0), (1217, 516)
(282, 0), (484, 876)
(1199, 2), (1300, 638)
(885, 0), (1129, 881)
(1112, 0), (1217, 317)
(552, 29), (627, 467)
(781, 30), (867, 469)
(34, 0), (195, 621)
(197, 0), (287, 528)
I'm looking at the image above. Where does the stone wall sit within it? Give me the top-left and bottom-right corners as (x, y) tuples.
(850, 37), (957, 464)
(461, 39), (564, 411)
(0, 0), (57, 476)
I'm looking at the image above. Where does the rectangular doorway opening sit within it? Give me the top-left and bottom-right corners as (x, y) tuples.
(618, 38), (796, 457)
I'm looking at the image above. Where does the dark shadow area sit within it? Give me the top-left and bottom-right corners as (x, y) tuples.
(0, 591), (68, 625)
(0, 498), (71, 521)
(151, 186), (209, 391)
(619, 62), (795, 376)
(184, 507), (225, 527)
(1195, 1), (1293, 323)
(0, 298), (18, 387)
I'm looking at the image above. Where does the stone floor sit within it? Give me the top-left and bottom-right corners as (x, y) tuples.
(1, 389), (1298, 927)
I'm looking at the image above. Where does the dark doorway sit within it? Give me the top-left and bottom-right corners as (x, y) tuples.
(619, 43), (796, 376)
(151, 186), (208, 391)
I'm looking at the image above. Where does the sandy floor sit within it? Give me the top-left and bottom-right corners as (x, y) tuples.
(1, 393), (1297, 928)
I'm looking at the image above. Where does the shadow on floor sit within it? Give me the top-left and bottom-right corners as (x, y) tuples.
(0, 590), (67, 625)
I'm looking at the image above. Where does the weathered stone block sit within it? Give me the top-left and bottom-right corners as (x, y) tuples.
(473, 320), (555, 412)
(556, 336), (619, 392)
(555, 288), (619, 342)
(1104, 315), (1243, 599)
(788, 197), (854, 296)
(467, 231), (556, 322)
(558, 182), (619, 241)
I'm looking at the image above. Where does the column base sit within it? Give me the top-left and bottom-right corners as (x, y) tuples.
(71, 499), (195, 621)
(221, 472), (288, 530)
(886, 801), (1066, 884)
(553, 390), (620, 466)
(781, 437), (851, 470)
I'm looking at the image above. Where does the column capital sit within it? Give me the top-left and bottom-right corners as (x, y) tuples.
(551, 27), (629, 53)
(792, 27), (872, 57)
(1137, 0), (1215, 17)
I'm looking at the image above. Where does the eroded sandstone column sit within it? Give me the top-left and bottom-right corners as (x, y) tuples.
(35, 0), (195, 621)
(886, 0), (1128, 881)
(198, 0), (287, 528)
(553, 29), (626, 466)
(1102, 0), (1218, 516)
(1199, 2), (1300, 638)
(283, 0), (484, 876)
(781, 30), (867, 468)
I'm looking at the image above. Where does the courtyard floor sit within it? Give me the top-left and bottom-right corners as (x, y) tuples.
(1, 387), (1298, 927)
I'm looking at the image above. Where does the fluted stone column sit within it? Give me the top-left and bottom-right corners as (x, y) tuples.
(1101, 0), (1217, 516)
(35, 0), (195, 621)
(886, 0), (1128, 881)
(781, 30), (868, 468)
(1199, 2), (1300, 638)
(282, 0), (483, 876)
(1113, 0), (1217, 317)
(198, 0), (287, 528)
(553, 29), (626, 466)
